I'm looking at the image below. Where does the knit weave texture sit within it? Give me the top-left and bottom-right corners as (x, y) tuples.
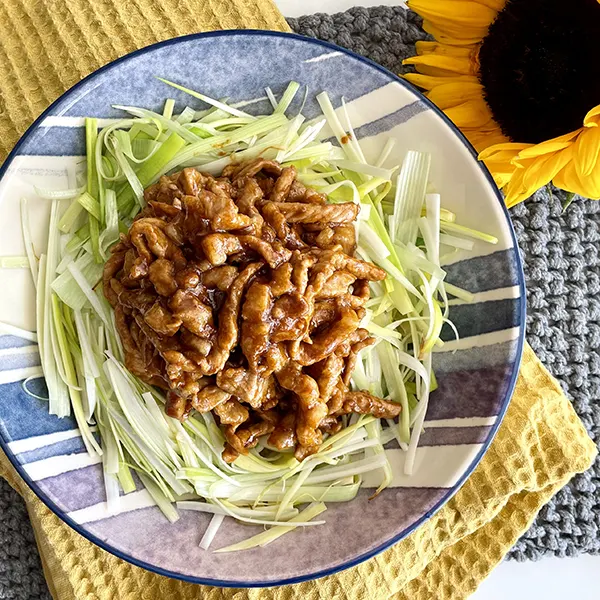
(0, 5), (597, 599)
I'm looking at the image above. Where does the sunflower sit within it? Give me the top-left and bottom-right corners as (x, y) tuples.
(403, 0), (600, 207)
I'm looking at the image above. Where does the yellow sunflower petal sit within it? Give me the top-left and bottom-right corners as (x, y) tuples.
(408, 65), (470, 78)
(422, 20), (486, 46)
(461, 121), (506, 134)
(583, 104), (600, 128)
(421, 19), (488, 42)
(471, 0), (505, 10)
(426, 82), (484, 110)
(485, 158), (516, 169)
(402, 73), (479, 91)
(569, 151), (600, 198)
(503, 166), (532, 207)
(408, 0), (497, 31)
(479, 143), (534, 161)
(505, 191), (534, 208)
(481, 149), (524, 163)
(553, 161), (599, 199)
(415, 41), (474, 58)
(484, 162), (519, 189)
(491, 172), (513, 188)
(552, 163), (575, 192)
(522, 147), (573, 191)
(584, 160), (600, 199)
(445, 99), (495, 128)
(521, 160), (548, 190)
(514, 130), (580, 160)
(403, 55), (476, 76)
(467, 131), (509, 153)
(575, 126), (600, 178)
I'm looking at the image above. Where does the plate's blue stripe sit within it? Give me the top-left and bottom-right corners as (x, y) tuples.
(0, 381), (75, 442)
(20, 128), (85, 157)
(419, 423), (492, 447)
(383, 426), (493, 449)
(36, 463), (106, 513)
(433, 341), (518, 374)
(16, 436), (88, 465)
(0, 349), (40, 371)
(0, 336), (34, 350)
(354, 100), (428, 140)
(49, 37), (394, 120)
(426, 363), (515, 420)
(240, 99), (276, 117)
(417, 426), (492, 447)
(442, 298), (522, 342)
(444, 249), (519, 293)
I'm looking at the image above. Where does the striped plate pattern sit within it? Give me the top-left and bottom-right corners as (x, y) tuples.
(0, 32), (524, 586)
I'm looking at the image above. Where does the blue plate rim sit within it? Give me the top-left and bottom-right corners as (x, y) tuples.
(0, 29), (526, 588)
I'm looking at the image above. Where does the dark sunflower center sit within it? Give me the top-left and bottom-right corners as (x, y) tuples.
(479, 0), (600, 144)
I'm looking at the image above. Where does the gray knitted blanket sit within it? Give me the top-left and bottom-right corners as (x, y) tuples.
(1, 6), (598, 599)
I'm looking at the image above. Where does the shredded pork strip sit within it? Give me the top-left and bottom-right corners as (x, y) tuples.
(104, 158), (394, 462)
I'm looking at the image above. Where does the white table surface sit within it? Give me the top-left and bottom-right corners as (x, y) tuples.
(277, 0), (600, 597)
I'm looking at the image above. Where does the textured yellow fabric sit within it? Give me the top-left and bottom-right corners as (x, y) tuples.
(0, 2), (596, 599)
(0, 0), (290, 163)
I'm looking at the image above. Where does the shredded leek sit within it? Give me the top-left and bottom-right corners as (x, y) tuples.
(440, 220), (499, 244)
(58, 198), (85, 234)
(200, 513), (224, 549)
(156, 78), (254, 119)
(274, 81), (300, 114)
(20, 199), (39, 285)
(214, 502), (327, 553)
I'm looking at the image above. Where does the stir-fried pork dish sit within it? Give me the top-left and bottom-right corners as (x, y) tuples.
(103, 158), (401, 462)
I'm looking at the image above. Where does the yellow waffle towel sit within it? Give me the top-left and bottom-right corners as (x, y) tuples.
(0, 2), (596, 599)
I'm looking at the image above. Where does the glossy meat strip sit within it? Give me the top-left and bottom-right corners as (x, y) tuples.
(104, 158), (399, 462)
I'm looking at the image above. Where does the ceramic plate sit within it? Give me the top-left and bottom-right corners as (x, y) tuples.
(0, 31), (525, 586)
